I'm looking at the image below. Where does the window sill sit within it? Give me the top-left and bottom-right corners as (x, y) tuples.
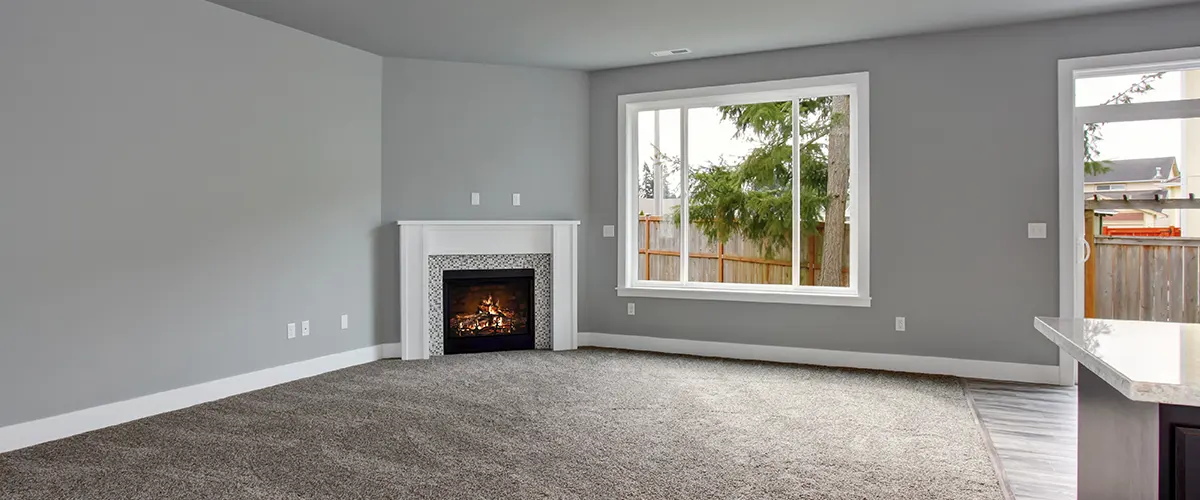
(616, 286), (871, 307)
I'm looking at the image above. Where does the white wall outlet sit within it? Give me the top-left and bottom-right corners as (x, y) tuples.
(471, 192), (480, 206)
(287, 323), (296, 339)
(895, 317), (906, 332)
(341, 314), (349, 330)
(627, 303), (636, 315)
(1028, 222), (1047, 239)
(512, 193), (521, 206)
(301, 320), (310, 336)
(603, 225), (615, 238)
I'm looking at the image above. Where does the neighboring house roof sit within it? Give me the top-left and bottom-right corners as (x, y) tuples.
(1085, 157), (1178, 184)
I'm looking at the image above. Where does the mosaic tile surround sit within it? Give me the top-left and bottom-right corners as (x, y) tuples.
(427, 254), (553, 356)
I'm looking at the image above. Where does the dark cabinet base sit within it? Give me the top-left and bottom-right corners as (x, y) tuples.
(1161, 405), (1200, 499)
(1078, 367), (1200, 500)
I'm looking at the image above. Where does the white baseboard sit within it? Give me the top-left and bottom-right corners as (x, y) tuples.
(579, 332), (1060, 384)
(0, 344), (404, 454)
(380, 342), (405, 360)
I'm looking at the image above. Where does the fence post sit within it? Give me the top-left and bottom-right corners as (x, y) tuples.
(1085, 210), (1097, 318)
(718, 241), (725, 283)
(807, 233), (817, 286)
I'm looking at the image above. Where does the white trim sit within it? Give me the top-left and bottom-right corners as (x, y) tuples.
(1071, 52), (1200, 80)
(551, 224), (580, 351)
(395, 220), (580, 360)
(0, 344), (404, 454)
(619, 76), (862, 111)
(1057, 45), (1200, 387)
(616, 72), (871, 307)
(578, 333), (1060, 384)
(1075, 98), (1200, 125)
(679, 107), (691, 284)
(617, 284), (870, 306)
(381, 342), (405, 359)
(791, 98), (803, 288)
(425, 225), (553, 255)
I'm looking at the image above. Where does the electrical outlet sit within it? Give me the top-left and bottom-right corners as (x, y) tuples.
(1028, 222), (1047, 239)
(627, 303), (636, 315)
(341, 314), (349, 330)
(471, 192), (480, 206)
(895, 317), (906, 332)
(287, 323), (296, 339)
(302, 320), (310, 336)
(603, 225), (615, 238)
(512, 193), (521, 206)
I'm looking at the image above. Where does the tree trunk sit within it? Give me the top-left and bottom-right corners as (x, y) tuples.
(818, 96), (851, 287)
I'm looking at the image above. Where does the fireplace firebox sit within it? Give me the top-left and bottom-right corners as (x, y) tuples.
(442, 268), (535, 354)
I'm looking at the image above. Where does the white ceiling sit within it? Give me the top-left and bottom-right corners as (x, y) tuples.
(206, 0), (1192, 70)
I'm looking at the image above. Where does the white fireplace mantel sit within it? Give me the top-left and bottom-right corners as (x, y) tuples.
(396, 220), (580, 360)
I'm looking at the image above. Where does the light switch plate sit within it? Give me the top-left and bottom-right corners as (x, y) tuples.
(895, 317), (906, 332)
(301, 320), (310, 336)
(512, 193), (521, 206)
(471, 192), (480, 206)
(341, 314), (349, 330)
(287, 323), (296, 339)
(1028, 222), (1048, 239)
(627, 303), (636, 315)
(603, 225), (615, 238)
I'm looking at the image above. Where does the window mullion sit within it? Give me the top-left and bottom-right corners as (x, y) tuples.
(679, 107), (690, 285)
(792, 98), (801, 287)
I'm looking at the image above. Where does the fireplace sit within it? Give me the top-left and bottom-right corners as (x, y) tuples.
(442, 268), (535, 355)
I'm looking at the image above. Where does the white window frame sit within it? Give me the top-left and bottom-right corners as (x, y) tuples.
(1058, 46), (1200, 385)
(1093, 184), (1127, 191)
(616, 72), (871, 307)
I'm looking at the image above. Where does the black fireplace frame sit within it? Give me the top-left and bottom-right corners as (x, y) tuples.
(442, 268), (536, 355)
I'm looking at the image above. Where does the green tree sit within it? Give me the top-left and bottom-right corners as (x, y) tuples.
(672, 97), (848, 286)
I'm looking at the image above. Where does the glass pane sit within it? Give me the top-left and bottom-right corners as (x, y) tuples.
(636, 109), (682, 282)
(684, 102), (795, 285)
(796, 95), (853, 288)
(1075, 69), (1200, 107)
(1082, 117), (1199, 322)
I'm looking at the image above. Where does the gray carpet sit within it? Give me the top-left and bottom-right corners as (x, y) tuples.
(0, 348), (1004, 499)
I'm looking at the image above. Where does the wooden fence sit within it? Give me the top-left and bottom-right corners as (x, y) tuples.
(1091, 236), (1200, 322)
(637, 216), (850, 286)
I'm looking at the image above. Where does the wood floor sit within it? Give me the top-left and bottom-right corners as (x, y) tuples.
(965, 380), (1078, 500)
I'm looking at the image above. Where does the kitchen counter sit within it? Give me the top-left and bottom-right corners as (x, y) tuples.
(1035, 316), (1200, 499)
(1035, 316), (1200, 406)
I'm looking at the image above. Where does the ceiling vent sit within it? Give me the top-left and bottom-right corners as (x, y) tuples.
(651, 48), (692, 57)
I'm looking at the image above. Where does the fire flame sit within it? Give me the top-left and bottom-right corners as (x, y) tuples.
(450, 294), (525, 336)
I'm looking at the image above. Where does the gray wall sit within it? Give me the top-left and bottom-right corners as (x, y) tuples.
(380, 58), (588, 343)
(0, 0), (383, 427)
(585, 4), (1200, 366)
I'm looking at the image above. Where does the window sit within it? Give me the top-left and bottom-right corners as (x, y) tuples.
(617, 73), (870, 306)
(1094, 184), (1127, 191)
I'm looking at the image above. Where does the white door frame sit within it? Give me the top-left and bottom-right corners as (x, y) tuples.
(1057, 46), (1200, 386)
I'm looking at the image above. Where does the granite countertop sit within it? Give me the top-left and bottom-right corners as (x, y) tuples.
(1036, 316), (1200, 406)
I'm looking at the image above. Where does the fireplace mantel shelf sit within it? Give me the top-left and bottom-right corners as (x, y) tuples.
(396, 220), (580, 226)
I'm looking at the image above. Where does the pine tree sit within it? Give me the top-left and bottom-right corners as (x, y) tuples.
(675, 97), (846, 285)
(819, 96), (851, 287)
